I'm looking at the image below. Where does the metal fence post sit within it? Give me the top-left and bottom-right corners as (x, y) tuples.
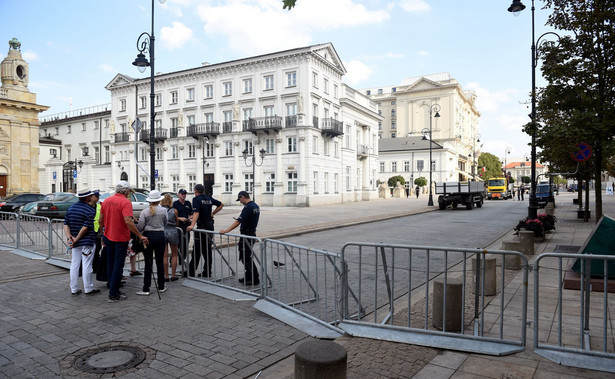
(48, 218), (54, 259)
(15, 214), (21, 249)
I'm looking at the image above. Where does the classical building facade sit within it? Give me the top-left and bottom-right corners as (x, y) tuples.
(40, 43), (380, 206)
(0, 38), (49, 197)
(363, 73), (481, 186)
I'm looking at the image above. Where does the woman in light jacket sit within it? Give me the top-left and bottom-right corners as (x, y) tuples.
(136, 190), (168, 295)
(161, 194), (180, 281)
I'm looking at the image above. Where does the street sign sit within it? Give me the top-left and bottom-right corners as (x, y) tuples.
(155, 169), (158, 178)
(73, 170), (78, 178)
(131, 118), (143, 133)
(52, 171), (57, 180)
(571, 143), (592, 162)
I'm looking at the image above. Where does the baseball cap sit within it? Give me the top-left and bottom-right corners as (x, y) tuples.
(178, 189), (187, 194)
(194, 184), (205, 193)
(116, 180), (130, 190)
(236, 191), (250, 201)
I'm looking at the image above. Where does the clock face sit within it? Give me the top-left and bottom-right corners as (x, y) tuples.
(16, 65), (27, 80)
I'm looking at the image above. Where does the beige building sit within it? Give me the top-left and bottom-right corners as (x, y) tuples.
(0, 38), (48, 197)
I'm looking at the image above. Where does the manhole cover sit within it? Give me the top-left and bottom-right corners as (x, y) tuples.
(74, 345), (146, 374)
(554, 245), (582, 254)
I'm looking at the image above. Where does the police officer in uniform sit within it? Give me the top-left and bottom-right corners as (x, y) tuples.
(220, 191), (260, 286)
(173, 189), (192, 275)
(187, 184), (223, 278)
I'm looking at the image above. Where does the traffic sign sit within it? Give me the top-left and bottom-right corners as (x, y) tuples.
(571, 143), (592, 162)
(73, 170), (78, 178)
(155, 169), (159, 178)
(52, 171), (57, 180)
(131, 118), (143, 133)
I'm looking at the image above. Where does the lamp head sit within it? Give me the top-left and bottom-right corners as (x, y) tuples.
(434, 112), (440, 118)
(508, 0), (526, 15)
(242, 148), (249, 160)
(132, 53), (150, 73)
(259, 148), (266, 159)
(78, 160), (84, 169)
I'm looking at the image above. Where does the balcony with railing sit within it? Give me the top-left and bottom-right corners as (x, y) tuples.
(170, 127), (179, 138)
(114, 132), (130, 142)
(285, 115), (297, 128)
(357, 144), (369, 159)
(320, 118), (343, 137)
(244, 116), (283, 134)
(187, 122), (220, 139)
(139, 128), (168, 143)
(222, 122), (233, 133)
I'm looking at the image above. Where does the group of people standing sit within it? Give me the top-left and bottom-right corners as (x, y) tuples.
(512, 185), (526, 201)
(64, 181), (261, 303)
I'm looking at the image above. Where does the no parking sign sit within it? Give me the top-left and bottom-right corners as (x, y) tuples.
(571, 143), (591, 162)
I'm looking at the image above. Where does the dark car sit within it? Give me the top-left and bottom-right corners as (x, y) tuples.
(33, 192), (78, 219)
(535, 184), (553, 208)
(0, 193), (45, 212)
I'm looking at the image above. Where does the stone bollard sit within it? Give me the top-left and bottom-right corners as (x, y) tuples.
(471, 257), (497, 296)
(501, 241), (522, 270)
(518, 230), (535, 255)
(295, 340), (347, 379)
(432, 277), (463, 332)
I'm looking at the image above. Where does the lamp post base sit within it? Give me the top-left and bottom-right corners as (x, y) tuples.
(428, 194), (434, 206)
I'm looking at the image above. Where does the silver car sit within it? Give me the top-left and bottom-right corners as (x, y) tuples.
(99, 191), (149, 219)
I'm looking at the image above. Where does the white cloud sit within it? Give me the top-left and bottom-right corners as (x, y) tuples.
(196, 0), (390, 56)
(98, 64), (115, 73)
(160, 21), (193, 50)
(417, 50), (430, 56)
(343, 60), (375, 86)
(22, 51), (38, 61)
(465, 82), (521, 114)
(399, 0), (430, 13)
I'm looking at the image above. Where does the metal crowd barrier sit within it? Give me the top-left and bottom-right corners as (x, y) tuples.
(339, 242), (529, 356)
(0, 212), (55, 258)
(533, 253), (615, 373)
(0, 211), (19, 248)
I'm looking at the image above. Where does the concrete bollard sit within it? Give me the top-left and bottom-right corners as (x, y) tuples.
(295, 340), (347, 379)
(432, 277), (463, 332)
(501, 241), (522, 270)
(545, 202), (555, 216)
(471, 257), (497, 296)
(518, 230), (535, 255)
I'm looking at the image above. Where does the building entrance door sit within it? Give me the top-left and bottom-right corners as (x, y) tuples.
(0, 175), (7, 197)
(203, 174), (214, 196)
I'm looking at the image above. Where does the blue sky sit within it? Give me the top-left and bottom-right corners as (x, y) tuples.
(1, 0), (554, 163)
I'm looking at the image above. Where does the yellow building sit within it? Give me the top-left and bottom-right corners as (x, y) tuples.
(0, 38), (48, 197)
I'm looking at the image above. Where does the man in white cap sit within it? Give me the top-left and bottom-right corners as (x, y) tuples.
(63, 187), (99, 295)
(100, 181), (148, 302)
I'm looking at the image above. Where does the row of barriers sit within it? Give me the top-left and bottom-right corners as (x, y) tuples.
(1, 211), (613, 373)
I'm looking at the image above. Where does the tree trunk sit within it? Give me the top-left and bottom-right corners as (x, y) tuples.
(577, 174), (583, 208)
(584, 176), (590, 222)
(594, 143), (603, 223)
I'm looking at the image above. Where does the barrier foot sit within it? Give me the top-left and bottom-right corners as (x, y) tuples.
(535, 348), (615, 374)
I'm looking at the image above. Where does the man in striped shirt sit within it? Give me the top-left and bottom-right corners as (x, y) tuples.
(63, 188), (100, 296)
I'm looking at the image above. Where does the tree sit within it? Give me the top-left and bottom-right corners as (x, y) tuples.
(283, 0), (297, 10)
(414, 177), (427, 187)
(478, 152), (503, 180)
(387, 175), (406, 188)
(537, 0), (615, 222)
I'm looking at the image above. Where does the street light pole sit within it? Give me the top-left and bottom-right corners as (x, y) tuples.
(133, 0), (165, 190)
(421, 103), (440, 206)
(473, 133), (481, 181)
(243, 148), (266, 202)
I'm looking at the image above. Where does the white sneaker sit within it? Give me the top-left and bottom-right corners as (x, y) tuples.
(136, 291), (150, 296)
(159, 288), (167, 293)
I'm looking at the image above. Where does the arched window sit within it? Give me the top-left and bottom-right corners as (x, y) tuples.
(120, 172), (128, 181)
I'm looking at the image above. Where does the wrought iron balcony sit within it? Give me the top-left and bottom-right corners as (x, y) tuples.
(139, 127), (168, 143)
(244, 116), (283, 134)
(357, 144), (369, 159)
(169, 127), (179, 138)
(187, 122), (220, 139)
(222, 122), (233, 133)
(285, 115), (297, 128)
(114, 132), (130, 142)
(320, 118), (343, 137)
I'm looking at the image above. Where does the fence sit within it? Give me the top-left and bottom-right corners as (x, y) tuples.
(533, 253), (615, 373)
(339, 242), (529, 356)
(0, 212), (56, 258)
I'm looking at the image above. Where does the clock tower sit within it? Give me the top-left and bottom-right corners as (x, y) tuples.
(0, 38), (49, 197)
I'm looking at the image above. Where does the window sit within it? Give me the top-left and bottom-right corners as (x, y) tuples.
(140, 148), (147, 161)
(334, 142), (339, 158)
(286, 103), (297, 116)
(324, 140), (330, 156)
(243, 108), (252, 120)
(366, 90), (371, 95)
(223, 81), (232, 96)
(334, 84), (338, 99)
(94, 147), (100, 163)
(379, 162), (385, 173)
(120, 99), (126, 111)
(324, 78), (329, 94)
(224, 174), (233, 192)
(155, 119), (162, 129)
(188, 175), (196, 192)
(67, 125), (72, 134)
(172, 175), (180, 193)
(172, 145), (178, 159)
(80, 123), (86, 132)
(391, 100), (396, 105)
(264, 105), (274, 117)
(287, 172), (298, 192)
(244, 140), (253, 155)
(431, 160), (436, 171)
(140, 96), (147, 109)
(104, 145), (110, 163)
(324, 172), (329, 193)
(286, 71), (296, 87)
(205, 143), (214, 157)
(346, 166), (351, 191)
(170, 91), (178, 104)
(171, 117), (178, 128)
(244, 173), (253, 192)
(392, 88), (397, 93)
(265, 173), (275, 192)
(223, 110), (232, 123)
(313, 172), (318, 194)
(188, 144), (196, 158)
(264, 75), (274, 90)
(265, 138), (275, 154)
(204, 113), (213, 123)
(141, 176), (149, 187)
(391, 162), (397, 172)
(243, 78), (252, 93)
(391, 132), (396, 138)
(94, 121), (99, 129)
(187, 115), (195, 126)
(204, 85), (213, 99)
(378, 89), (383, 94)
(334, 173), (339, 193)
(156, 147), (163, 160)
(391, 109), (396, 117)
(225, 141), (233, 156)
(417, 160), (424, 171)
(345, 126), (351, 148)
(312, 136), (318, 154)
(287, 137), (297, 152)
(404, 161), (410, 172)
(391, 121), (396, 130)
(66, 147), (71, 161)
(156, 93), (162, 106)
(312, 72), (318, 88)
(186, 87), (195, 101)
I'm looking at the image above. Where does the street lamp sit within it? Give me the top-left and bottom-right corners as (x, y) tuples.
(472, 133), (481, 180)
(421, 103), (440, 206)
(242, 147), (266, 202)
(508, 0), (560, 219)
(504, 147), (511, 176)
(133, 0), (166, 190)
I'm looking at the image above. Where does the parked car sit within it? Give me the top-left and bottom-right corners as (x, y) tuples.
(161, 192), (179, 202)
(99, 191), (149, 218)
(535, 183), (554, 208)
(0, 193), (45, 212)
(20, 193), (71, 215)
(32, 192), (79, 218)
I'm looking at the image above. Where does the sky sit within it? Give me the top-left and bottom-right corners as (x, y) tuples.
(1, 0), (555, 164)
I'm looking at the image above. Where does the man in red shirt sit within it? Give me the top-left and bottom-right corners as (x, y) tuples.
(100, 181), (147, 303)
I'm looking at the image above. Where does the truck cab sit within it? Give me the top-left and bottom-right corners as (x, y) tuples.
(486, 177), (511, 200)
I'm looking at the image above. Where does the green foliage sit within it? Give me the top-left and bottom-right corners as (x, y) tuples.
(282, 0), (297, 10)
(414, 177), (427, 187)
(387, 175), (406, 187)
(522, 176), (531, 184)
(478, 152), (503, 179)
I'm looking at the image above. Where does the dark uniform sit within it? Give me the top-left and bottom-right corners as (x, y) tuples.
(191, 194), (221, 277)
(237, 200), (260, 284)
(173, 197), (192, 269)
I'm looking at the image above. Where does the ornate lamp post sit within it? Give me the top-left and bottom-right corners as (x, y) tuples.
(421, 103), (440, 206)
(473, 133), (481, 180)
(133, 0), (166, 190)
(242, 148), (266, 202)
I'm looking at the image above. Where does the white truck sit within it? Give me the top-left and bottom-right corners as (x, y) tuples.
(435, 182), (485, 210)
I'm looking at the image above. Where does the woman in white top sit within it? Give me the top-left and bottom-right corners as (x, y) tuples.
(136, 190), (168, 295)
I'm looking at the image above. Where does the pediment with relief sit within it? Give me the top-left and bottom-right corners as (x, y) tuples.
(105, 74), (136, 90)
(406, 78), (442, 92)
(311, 43), (346, 74)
